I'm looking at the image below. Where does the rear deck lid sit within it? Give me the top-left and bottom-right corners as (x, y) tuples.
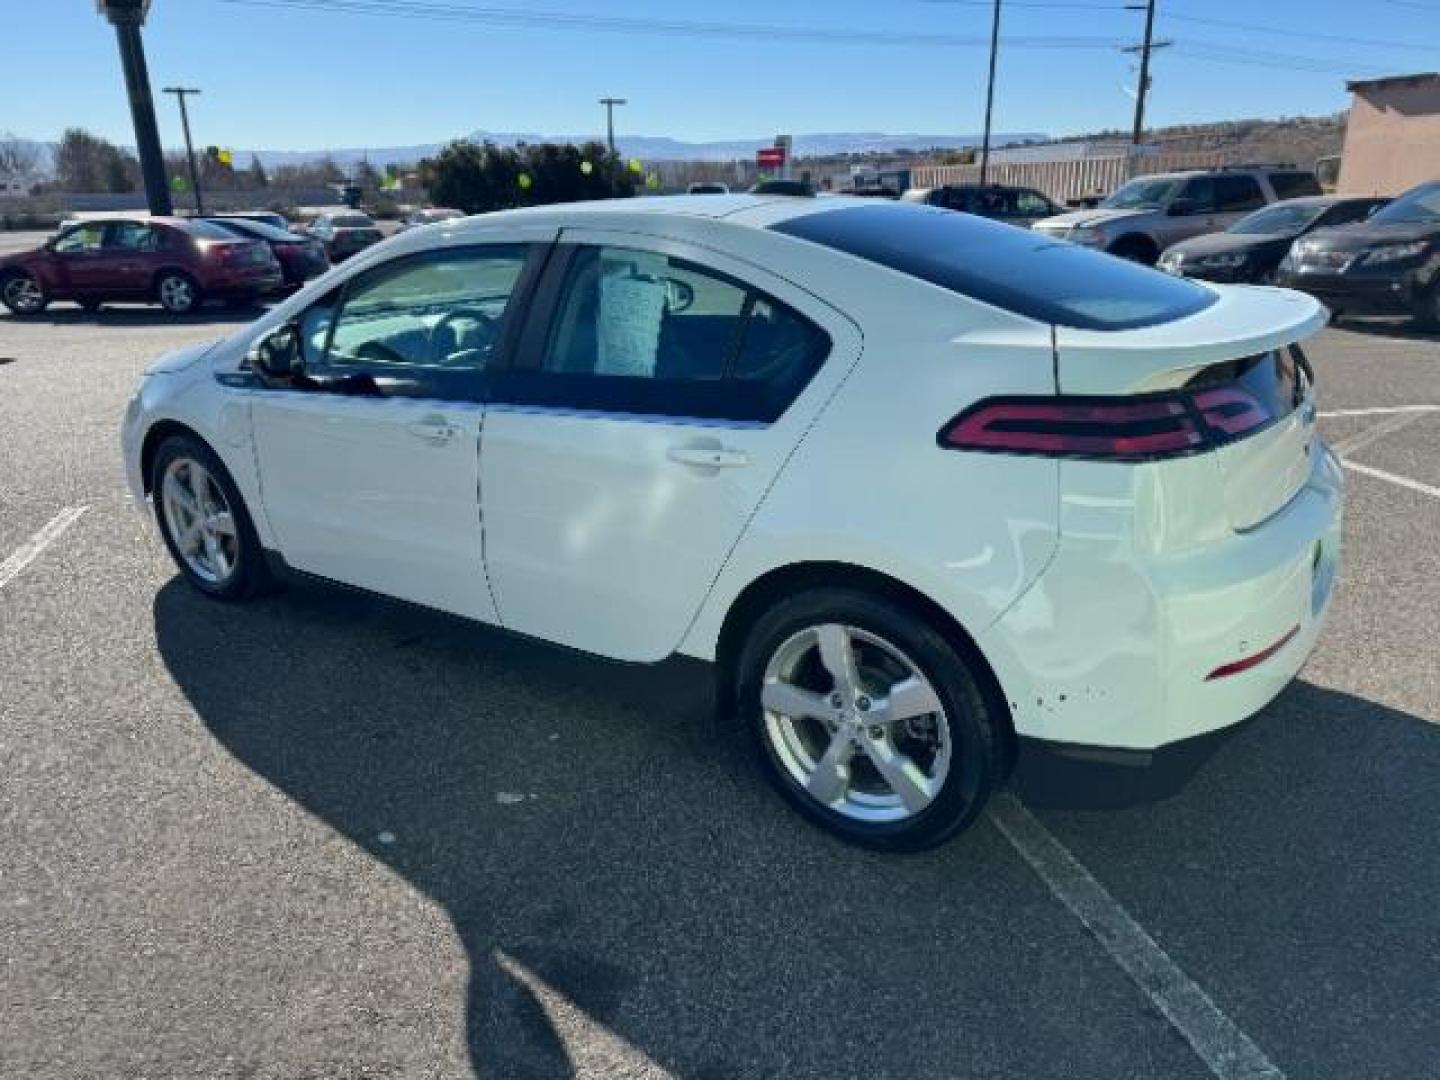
(1055, 285), (1325, 530)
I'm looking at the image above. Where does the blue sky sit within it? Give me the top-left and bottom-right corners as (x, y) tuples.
(3, 0), (1434, 150)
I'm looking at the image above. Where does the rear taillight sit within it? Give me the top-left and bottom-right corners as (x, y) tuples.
(939, 385), (1274, 462)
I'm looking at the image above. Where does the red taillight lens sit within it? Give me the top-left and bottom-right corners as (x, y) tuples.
(940, 386), (1272, 462)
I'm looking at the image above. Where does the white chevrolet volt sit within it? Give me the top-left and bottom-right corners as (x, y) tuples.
(122, 196), (1342, 850)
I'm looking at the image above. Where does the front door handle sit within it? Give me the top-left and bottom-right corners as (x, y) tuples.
(407, 417), (458, 443)
(667, 443), (750, 469)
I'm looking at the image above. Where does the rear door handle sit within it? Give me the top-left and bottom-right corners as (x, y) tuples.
(667, 444), (750, 469)
(407, 417), (458, 443)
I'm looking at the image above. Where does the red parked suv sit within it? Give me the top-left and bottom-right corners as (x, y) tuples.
(0, 217), (282, 316)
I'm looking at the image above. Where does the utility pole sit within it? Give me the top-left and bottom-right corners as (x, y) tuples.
(97, 0), (172, 215)
(978, 0), (1002, 187)
(1123, 0), (1170, 147)
(163, 87), (204, 214)
(599, 97), (627, 196)
(599, 97), (626, 157)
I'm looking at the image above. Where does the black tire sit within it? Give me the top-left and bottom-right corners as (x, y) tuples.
(155, 270), (201, 315)
(1108, 235), (1159, 265)
(1414, 283), (1440, 331)
(1, 270), (49, 315)
(151, 434), (273, 601)
(734, 586), (1007, 852)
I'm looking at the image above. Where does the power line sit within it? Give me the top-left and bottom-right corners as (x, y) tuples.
(211, 0), (1127, 50)
(1165, 12), (1439, 53)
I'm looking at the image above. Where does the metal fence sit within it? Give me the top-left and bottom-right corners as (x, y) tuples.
(911, 150), (1230, 204)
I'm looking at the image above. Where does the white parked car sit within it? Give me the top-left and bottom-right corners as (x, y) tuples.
(121, 196), (1342, 850)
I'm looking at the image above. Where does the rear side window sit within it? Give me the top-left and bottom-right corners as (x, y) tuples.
(508, 245), (829, 422)
(770, 203), (1217, 331)
(1269, 172), (1323, 200)
(1213, 175), (1266, 213)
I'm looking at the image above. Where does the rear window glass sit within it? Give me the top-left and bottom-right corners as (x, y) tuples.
(770, 203), (1217, 331)
(1269, 172), (1323, 200)
(174, 219), (245, 241)
(207, 218), (295, 241)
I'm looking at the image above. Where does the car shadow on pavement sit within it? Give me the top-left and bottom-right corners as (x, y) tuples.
(152, 576), (1440, 1079)
(4, 304), (267, 327)
(1332, 318), (1440, 345)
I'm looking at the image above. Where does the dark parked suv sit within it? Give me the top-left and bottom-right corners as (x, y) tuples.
(0, 217), (281, 316)
(1275, 180), (1440, 327)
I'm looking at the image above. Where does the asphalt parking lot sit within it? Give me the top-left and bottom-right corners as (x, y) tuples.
(2, 290), (1438, 1079)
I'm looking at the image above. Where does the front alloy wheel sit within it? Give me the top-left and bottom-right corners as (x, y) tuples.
(1, 273), (47, 315)
(152, 435), (271, 601)
(161, 457), (239, 586)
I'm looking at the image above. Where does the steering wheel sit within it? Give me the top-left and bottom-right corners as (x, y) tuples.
(354, 340), (409, 366)
(430, 306), (500, 364)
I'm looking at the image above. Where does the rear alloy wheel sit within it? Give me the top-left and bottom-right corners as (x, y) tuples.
(156, 272), (199, 315)
(737, 587), (1006, 850)
(152, 435), (271, 601)
(1, 272), (48, 315)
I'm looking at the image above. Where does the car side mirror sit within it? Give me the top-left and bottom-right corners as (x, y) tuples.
(249, 324), (302, 379)
(1167, 199), (1199, 217)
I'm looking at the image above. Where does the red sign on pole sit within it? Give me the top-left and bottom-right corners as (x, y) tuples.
(756, 146), (787, 170)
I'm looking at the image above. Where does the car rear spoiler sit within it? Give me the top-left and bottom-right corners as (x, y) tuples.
(1053, 285), (1328, 395)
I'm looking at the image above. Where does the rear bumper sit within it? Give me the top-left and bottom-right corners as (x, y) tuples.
(205, 266), (284, 296)
(978, 439), (1343, 753)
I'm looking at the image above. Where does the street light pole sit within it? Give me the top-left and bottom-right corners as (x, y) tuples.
(97, 0), (172, 215)
(163, 87), (204, 214)
(978, 0), (1002, 188)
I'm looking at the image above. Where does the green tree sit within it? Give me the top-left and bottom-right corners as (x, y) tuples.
(419, 139), (634, 214)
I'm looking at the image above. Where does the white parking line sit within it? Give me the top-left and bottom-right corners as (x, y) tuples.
(0, 507), (89, 592)
(1331, 411), (1430, 459)
(988, 794), (1285, 1080)
(1318, 406), (1440, 419)
(1341, 461), (1440, 502)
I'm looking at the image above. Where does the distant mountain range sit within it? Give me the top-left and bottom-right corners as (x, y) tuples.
(4, 129), (1047, 176)
(242, 130), (1047, 166)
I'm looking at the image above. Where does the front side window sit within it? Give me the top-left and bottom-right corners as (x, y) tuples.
(322, 245), (530, 376)
(53, 224), (105, 254)
(1179, 177), (1218, 213)
(511, 245), (829, 422)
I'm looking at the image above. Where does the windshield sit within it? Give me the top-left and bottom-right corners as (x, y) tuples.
(1368, 182), (1440, 225)
(1229, 203), (1323, 236)
(1101, 177), (1182, 211)
(770, 203), (1217, 331)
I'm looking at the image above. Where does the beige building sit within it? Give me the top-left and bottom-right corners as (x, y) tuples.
(1339, 72), (1440, 196)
